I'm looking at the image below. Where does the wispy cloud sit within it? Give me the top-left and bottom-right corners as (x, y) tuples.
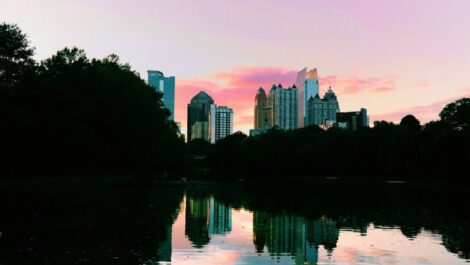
(410, 80), (430, 89)
(320, 75), (396, 95)
(370, 97), (462, 124)
(175, 66), (407, 133)
(211, 66), (297, 88)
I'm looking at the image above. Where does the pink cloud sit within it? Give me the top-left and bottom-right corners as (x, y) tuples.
(175, 79), (256, 135)
(320, 75), (396, 95)
(211, 66), (297, 88)
(175, 67), (298, 134)
(174, 67), (406, 134)
(411, 80), (430, 89)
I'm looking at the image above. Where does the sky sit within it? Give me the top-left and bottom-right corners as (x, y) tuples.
(2, 0), (470, 134)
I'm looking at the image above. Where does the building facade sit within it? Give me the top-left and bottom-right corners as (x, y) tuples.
(254, 87), (272, 129)
(191, 121), (209, 141)
(187, 91), (214, 141)
(209, 105), (234, 144)
(306, 86), (339, 127)
(269, 84), (298, 130)
(336, 108), (369, 130)
(147, 70), (175, 120)
(296, 68), (319, 128)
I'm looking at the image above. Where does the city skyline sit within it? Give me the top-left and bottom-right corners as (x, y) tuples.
(3, 0), (470, 134)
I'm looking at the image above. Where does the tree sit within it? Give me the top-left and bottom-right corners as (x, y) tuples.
(400, 114), (421, 131)
(0, 23), (35, 92)
(1, 42), (184, 177)
(439, 98), (470, 131)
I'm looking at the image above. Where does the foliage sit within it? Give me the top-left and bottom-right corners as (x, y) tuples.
(201, 98), (470, 180)
(0, 23), (184, 178)
(440, 97), (470, 131)
(0, 23), (35, 93)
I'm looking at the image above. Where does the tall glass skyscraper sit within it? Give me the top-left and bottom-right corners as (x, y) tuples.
(147, 70), (175, 120)
(296, 68), (319, 128)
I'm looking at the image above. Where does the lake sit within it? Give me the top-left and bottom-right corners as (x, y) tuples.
(0, 180), (468, 264)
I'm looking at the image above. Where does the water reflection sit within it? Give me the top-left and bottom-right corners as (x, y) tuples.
(185, 195), (232, 248)
(253, 213), (339, 264)
(1, 182), (469, 264)
(169, 183), (470, 265)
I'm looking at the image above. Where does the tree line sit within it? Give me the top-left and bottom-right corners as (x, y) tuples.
(190, 98), (470, 181)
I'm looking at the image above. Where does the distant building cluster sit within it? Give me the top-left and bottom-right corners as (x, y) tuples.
(254, 84), (298, 132)
(147, 67), (369, 142)
(147, 71), (235, 143)
(251, 67), (369, 136)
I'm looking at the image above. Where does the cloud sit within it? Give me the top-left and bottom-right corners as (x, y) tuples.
(320, 75), (396, 95)
(174, 66), (403, 134)
(410, 80), (430, 89)
(174, 79), (255, 135)
(211, 66), (297, 88)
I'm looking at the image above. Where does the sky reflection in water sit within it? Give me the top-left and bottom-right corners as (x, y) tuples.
(164, 195), (468, 265)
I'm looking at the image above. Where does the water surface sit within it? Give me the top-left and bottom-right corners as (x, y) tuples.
(0, 181), (468, 264)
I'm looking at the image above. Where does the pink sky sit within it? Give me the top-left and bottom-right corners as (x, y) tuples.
(2, 0), (470, 134)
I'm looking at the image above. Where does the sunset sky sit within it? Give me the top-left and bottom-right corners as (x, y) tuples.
(2, 0), (470, 134)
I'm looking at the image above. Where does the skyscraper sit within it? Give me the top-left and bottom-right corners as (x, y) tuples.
(254, 87), (272, 129)
(191, 121), (209, 141)
(296, 68), (320, 128)
(147, 70), (175, 120)
(187, 91), (214, 142)
(209, 105), (233, 144)
(269, 84), (298, 130)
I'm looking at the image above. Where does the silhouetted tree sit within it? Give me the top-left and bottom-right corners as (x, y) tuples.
(400, 114), (421, 130)
(440, 98), (470, 131)
(0, 23), (184, 178)
(0, 23), (35, 93)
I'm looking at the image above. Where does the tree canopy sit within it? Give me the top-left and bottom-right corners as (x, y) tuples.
(0, 23), (35, 92)
(440, 97), (470, 131)
(0, 23), (184, 178)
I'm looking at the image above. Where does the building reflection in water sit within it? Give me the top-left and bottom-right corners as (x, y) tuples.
(156, 225), (172, 262)
(185, 195), (232, 248)
(253, 212), (339, 265)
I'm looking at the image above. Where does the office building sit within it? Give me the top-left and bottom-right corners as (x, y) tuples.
(269, 84), (298, 130)
(148, 70), (175, 120)
(336, 108), (369, 130)
(249, 127), (270, 137)
(191, 121), (209, 141)
(296, 68), (320, 128)
(254, 87), (273, 129)
(306, 86), (339, 127)
(209, 105), (233, 144)
(187, 91), (214, 142)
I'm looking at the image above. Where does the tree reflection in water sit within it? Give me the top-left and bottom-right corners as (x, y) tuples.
(0, 180), (468, 264)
